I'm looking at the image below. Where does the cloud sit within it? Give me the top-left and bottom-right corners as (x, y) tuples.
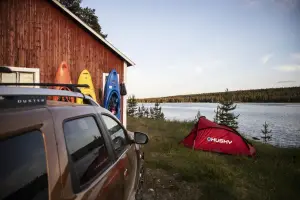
(195, 66), (203, 74)
(272, 0), (300, 9)
(244, 0), (260, 6)
(291, 53), (300, 61)
(275, 65), (300, 72)
(261, 54), (273, 64)
(166, 65), (176, 70)
(202, 59), (224, 70)
(277, 80), (296, 83)
(212, 60), (223, 67)
(245, 0), (299, 11)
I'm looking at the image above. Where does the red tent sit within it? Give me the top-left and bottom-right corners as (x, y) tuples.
(180, 117), (256, 156)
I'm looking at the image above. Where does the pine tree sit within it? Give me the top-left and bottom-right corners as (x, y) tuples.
(261, 121), (272, 143)
(152, 102), (165, 120)
(141, 104), (146, 117)
(137, 106), (143, 118)
(214, 88), (239, 130)
(144, 108), (149, 118)
(149, 107), (155, 119)
(194, 110), (202, 123)
(59, 0), (107, 38)
(127, 95), (137, 117)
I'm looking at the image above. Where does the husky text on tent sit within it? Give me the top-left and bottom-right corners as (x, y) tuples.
(207, 137), (232, 144)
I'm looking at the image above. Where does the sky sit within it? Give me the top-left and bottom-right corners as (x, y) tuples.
(82, 0), (300, 98)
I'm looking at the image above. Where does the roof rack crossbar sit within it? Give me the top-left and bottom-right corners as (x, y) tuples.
(0, 66), (13, 73)
(0, 83), (90, 88)
(0, 86), (100, 107)
(0, 86), (84, 98)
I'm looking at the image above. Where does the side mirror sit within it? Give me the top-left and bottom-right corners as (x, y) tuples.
(134, 132), (149, 144)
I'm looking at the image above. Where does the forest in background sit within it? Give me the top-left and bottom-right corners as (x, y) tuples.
(137, 86), (300, 103)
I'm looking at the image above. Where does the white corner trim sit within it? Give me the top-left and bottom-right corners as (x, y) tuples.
(102, 73), (109, 95)
(51, 0), (135, 66)
(123, 62), (128, 128)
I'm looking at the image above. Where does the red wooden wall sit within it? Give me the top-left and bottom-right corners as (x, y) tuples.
(0, 0), (125, 121)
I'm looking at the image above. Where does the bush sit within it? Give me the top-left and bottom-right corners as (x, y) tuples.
(127, 95), (138, 117)
(261, 121), (272, 143)
(134, 101), (165, 120)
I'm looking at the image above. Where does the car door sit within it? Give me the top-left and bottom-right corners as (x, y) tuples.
(99, 113), (139, 200)
(50, 106), (125, 200)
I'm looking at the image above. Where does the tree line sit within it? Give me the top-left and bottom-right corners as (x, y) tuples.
(137, 86), (300, 103)
(127, 95), (164, 120)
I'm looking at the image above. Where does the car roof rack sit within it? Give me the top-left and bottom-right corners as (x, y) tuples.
(0, 84), (100, 108)
(0, 66), (13, 73)
(0, 83), (90, 93)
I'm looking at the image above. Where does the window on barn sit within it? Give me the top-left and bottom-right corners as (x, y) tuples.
(0, 67), (40, 87)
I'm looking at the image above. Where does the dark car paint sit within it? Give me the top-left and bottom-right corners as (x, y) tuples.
(95, 107), (140, 200)
(0, 101), (145, 200)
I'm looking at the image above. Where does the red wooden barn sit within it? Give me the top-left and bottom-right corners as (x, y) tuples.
(0, 0), (135, 126)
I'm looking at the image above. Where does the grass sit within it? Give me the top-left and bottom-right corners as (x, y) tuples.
(128, 117), (300, 200)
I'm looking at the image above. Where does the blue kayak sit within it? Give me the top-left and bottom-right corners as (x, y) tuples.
(103, 69), (121, 120)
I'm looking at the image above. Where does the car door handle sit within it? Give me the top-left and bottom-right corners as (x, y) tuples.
(124, 168), (128, 177)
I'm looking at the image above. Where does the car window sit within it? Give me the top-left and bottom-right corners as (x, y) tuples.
(101, 115), (128, 156)
(0, 130), (48, 200)
(64, 116), (110, 188)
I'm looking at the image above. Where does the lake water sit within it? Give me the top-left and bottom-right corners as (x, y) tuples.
(138, 103), (300, 148)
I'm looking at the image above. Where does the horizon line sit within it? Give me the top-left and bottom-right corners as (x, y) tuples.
(135, 85), (300, 99)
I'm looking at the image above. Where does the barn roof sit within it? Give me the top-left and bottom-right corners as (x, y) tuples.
(51, 0), (135, 67)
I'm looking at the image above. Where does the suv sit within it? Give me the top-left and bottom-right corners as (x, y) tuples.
(0, 85), (148, 200)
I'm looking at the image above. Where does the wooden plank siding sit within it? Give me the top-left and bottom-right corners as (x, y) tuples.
(0, 0), (125, 122)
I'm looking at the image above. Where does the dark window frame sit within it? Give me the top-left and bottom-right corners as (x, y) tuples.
(99, 113), (132, 158)
(62, 114), (115, 193)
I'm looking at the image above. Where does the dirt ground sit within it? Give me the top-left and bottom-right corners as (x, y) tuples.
(137, 168), (203, 200)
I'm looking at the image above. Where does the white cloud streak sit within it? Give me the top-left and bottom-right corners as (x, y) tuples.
(291, 53), (300, 61)
(195, 66), (203, 74)
(261, 54), (273, 64)
(275, 65), (300, 72)
(244, 0), (260, 6)
(277, 80), (296, 83)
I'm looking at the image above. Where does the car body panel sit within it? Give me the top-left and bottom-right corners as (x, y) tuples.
(94, 107), (143, 200)
(123, 144), (139, 200)
(0, 106), (62, 200)
(48, 105), (125, 200)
